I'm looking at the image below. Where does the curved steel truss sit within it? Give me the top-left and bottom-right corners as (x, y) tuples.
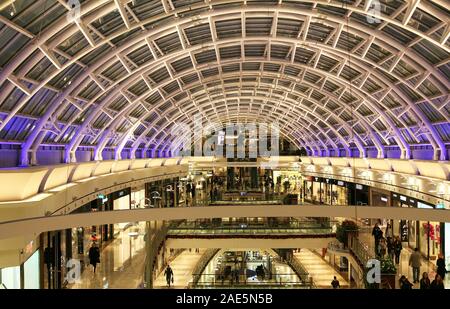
(0, 0), (448, 165)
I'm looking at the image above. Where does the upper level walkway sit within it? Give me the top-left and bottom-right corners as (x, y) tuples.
(0, 156), (448, 226)
(165, 219), (336, 248)
(1, 204), (450, 241)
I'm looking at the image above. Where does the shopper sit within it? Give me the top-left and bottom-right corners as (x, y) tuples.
(394, 236), (403, 264)
(419, 272), (431, 289)
(385, 223), (393, 240)
(88, 243), (100, 274)
(372, 223), (383, 256)
(387, 237), (395, 261)
(408, 248), (422, 283)
(379, 238), (387, 257)
(399, 275), (413, 289)
(164, 265), (174, 287)
(331, 276), (340, 289)
(436, 253), (446, 280)
(430, 274), (445, 289)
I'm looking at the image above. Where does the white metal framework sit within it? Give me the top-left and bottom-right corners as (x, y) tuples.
(0, 0), (448, 165)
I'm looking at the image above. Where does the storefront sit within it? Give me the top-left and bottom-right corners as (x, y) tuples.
(23, 250), (40, 289)
(418, 201), (443, 261)
(304, 177), (348, 205)
(303, 176), (322, 204)
(347, 183), (369, 206)
(391, 193), (417, 248)
(368, 188), (390, 227)
(145, 176), (182, 207)
(273, 171), (301, 195)
(113, 188), (132, 231)
(0, 265), (20, 289)
(131, 186), (145, 209)
(0, 246), (40, 289)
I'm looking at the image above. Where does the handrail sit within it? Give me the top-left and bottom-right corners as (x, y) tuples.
(348, 235), (374, 267)
(142, 223), (170, 288)
(273, 249), (314, 288)
(1, 204), (450, 240)
(190, 273), (314, 288)
(191, 249), (220, 286)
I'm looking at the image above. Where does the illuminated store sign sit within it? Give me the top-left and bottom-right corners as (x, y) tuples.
(418, 202), (433, 209)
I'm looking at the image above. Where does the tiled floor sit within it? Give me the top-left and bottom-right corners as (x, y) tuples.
(294, 249), (348, 288)
(154, 249), (206, 288)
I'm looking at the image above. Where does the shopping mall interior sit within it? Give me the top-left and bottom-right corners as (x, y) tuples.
(0, 0), (449, 292)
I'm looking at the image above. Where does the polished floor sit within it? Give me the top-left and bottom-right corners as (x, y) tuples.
(154, 249), (206, 288)
(69, 223), (146, 289)
(294, 249), (349, 288)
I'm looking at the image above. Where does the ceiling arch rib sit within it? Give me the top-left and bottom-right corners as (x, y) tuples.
(0, 0), (448, 165)
(141, 88), (357, 155)
(14, 47), (440, 161)
(48, 35), (450, 155)
(146, 98), (330, 155)
(8, 16), (442, 138)
(75, 45), (411, 161)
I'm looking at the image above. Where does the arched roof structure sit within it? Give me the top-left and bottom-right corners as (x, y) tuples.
(0, 0), (448, 165)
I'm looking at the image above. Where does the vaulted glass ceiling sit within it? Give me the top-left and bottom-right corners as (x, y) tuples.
(0, 0), (448, 165)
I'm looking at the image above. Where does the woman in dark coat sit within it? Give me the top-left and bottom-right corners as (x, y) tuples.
(430, 274), (445, 289)
(88, 243), (100, 273)
(399, 275), (413, 289)
(436, 253), (446, 280)
(419, 272), (431, 289)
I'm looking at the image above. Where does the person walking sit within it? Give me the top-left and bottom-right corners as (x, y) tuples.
(387, 237), (395, 261)
(430, 274), (445, 289)
(399, 275), (413, 289)
(408, 248), (422, 284)
(331, 276), (340, 289)
(436, 253), (446, 280)
(88, 243), (100, 274)
(419, 272), (431, 289)
(394, 237), (403, 264)
(372, 223), (383, 256)
(385, 223), (393, 241)
(164, 265), (174, 287)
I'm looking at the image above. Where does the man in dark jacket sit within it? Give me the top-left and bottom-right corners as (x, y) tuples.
(164, 265), (174, 287)
(436, 253), (446, 280)
(372, 223), (383, 256)
(331, 276), (340, 289)
(88, 243), (100, 273)
(393, 236), (403, 264)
